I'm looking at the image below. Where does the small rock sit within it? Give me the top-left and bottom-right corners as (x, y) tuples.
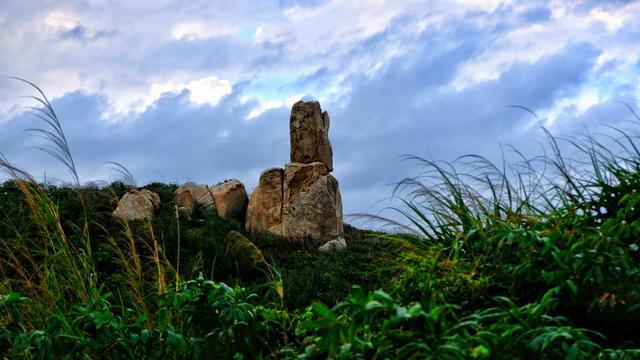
(319, 237), (347, 252)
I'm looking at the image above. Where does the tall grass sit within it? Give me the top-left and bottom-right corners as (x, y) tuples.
(0, 79), (173, 338)
(9, 77), (80, 187)
(388, 107), (640, 250)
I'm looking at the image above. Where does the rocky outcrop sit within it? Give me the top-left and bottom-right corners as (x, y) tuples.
(174, 180), (248, 221)
(281, 162), (342, 241)
(290, 100), (333, 171)
(175, 188), (195, 214)
(175, 182), (213, 211)
(113, 189), (161, 221)
(222, 231), (264, 270)
(246, 168), (284, 235)
(210, 179), (249, 220)
(246, 100), (344, 246)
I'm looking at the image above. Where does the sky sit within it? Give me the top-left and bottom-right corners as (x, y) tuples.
(0, 0), (639, 225)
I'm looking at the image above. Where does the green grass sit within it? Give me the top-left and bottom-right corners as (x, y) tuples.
(1, 81), (639, 358)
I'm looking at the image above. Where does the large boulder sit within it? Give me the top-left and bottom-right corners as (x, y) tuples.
(175, 189), (195, 214)
(222, 231), (264, 272)
(290, 100), (333, 172)
(113, 189), (161, 221)
(246, 168), (284, 235)
(175, 180), (249, 220)
(175, 182), (213, 212)
(281, 162), (343, 241)
(210, 179), (249, 220)
(246, 162), (343, 243)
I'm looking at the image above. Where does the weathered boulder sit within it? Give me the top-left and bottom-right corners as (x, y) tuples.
(175, 182), (213, 211)
(113, 189), (161, 221)
(319, 237), (347, 252)
(290, 100), (333, 171)
(281, 162), (343, 241)
(222, 231), (264, 271)
(175, 189), (195, 214)
(246, 168), (284, 235)
(210, 179), (249, 220)
(246, 162), (343, 243)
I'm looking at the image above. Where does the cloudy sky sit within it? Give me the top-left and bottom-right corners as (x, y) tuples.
(0, 0), (639, 222)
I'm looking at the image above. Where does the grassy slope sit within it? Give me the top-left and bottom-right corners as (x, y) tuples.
(0, 171), (639, 358)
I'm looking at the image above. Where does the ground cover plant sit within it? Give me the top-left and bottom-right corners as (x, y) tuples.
(1, 81), (640, 358)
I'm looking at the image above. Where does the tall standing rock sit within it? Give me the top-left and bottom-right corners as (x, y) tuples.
(246, 100), (344, 247)
(290, 100), (333, 172)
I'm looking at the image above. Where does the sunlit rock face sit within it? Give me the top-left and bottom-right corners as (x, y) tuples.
(289, 100), (333, 172)
(210, 179), (248, 221)
(281, 162), (342, 241)
(245, 168), (284, 236)
(113, 189), (161, 221)
(246, 101), (344, 248)
(175, 182), (212, 214)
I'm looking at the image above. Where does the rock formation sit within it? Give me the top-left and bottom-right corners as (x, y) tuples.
(175, 180), (248, 221)
(175, 182), (213, 209)
(290, 100), (333, 171)
(246, 100), (344, 250)
(210, 179), (249, 220)
(281, 162), (342, 241)
(113, 189), (161, 221)
(245, 168), (284, 235)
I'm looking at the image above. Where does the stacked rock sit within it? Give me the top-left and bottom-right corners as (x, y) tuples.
(246, 100), (345, 250)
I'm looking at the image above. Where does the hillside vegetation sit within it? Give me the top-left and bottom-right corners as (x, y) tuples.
(1, 82), (640, 358)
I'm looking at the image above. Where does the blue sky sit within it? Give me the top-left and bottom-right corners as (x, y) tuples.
(0, 0), (639, 223)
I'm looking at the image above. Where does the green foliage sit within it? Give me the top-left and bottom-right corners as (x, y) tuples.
(256, 224), (402, 309)
(297, 286), (614, 359)
(1, 277), (287, 359)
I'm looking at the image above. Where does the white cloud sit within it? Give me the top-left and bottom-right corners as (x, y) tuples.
(44, 10), (78, 31)
(142, 76), (233, 111)
(171, 21), (236, 41)
(451, 1), (640, 92)
(247, 100), (282, 120)
(244, 93), (306, 120)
